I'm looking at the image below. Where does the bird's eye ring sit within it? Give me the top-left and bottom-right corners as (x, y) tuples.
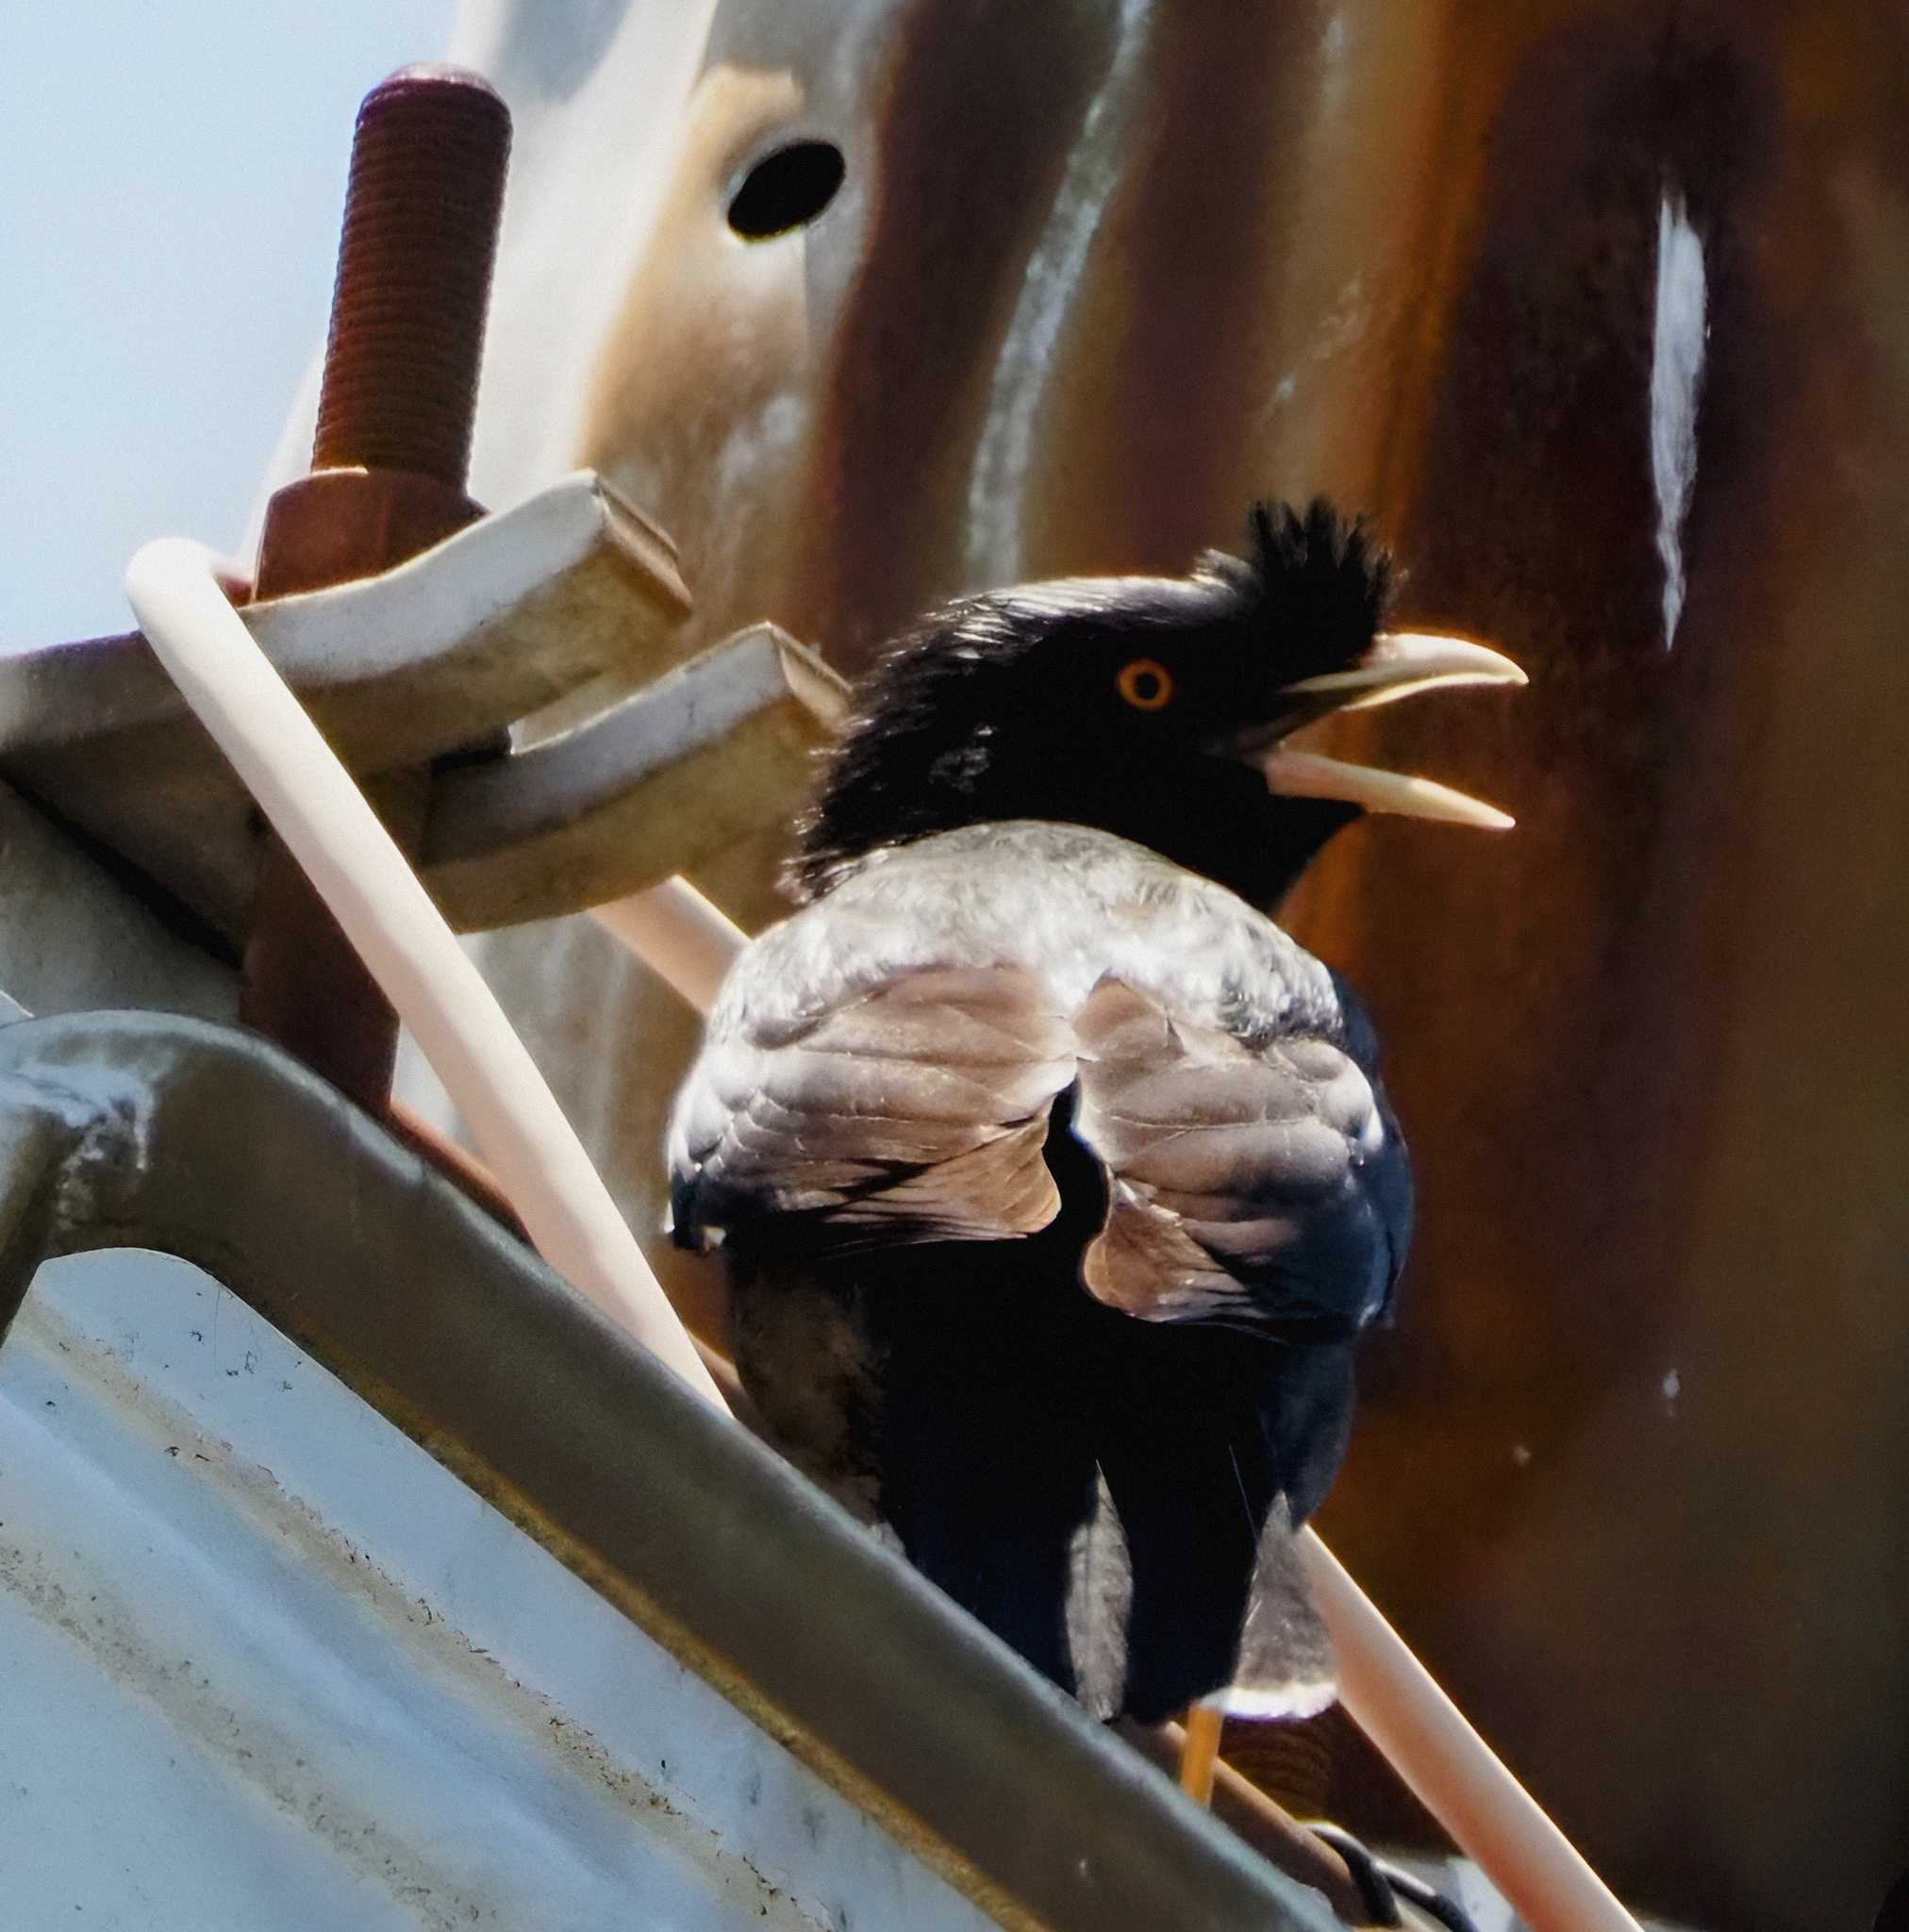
(1117, 658), (1174, 710)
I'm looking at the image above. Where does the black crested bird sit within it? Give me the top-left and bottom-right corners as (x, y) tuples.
(668, 503), (1521, 1724)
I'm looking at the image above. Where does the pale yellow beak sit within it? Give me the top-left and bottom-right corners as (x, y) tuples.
(1261, 631), (1525, 829)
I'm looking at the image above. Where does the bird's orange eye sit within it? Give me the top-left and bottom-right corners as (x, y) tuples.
(1116, 658), (1174, 710)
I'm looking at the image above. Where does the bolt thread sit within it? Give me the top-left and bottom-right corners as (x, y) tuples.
(1222, 1718), (1336, 1819)
(312, 65), (510, 485)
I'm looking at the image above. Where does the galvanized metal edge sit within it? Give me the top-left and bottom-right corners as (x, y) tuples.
(0, 1009), (1336, 1932)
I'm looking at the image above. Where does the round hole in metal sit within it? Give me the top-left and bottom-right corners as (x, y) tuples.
(727, 141), (845, 240)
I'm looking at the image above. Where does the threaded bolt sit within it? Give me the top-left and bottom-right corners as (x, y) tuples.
(1222, 1716), (1336, 1818)
(311, 63), (511, 486)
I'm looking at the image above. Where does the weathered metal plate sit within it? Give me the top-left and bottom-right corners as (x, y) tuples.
(423, 623), (847, 930)
(0, 779), (237, 1024)
(0, 474), (689, 939)
(0, 1247), (990, 1932)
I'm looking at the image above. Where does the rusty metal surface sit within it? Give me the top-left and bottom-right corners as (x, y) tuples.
(1116, 1720), (1370, 1924)
(253, 467), (483, 603)
(308, 65), (511, 489)
(374, 10), (1909, 1924)
(0, 1008), (1338, 1932)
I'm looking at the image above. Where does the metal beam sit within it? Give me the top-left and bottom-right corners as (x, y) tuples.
(0, 1009), (1336, 1932)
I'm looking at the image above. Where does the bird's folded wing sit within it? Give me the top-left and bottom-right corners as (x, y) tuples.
(1072, 980), (1405, 1331)
(671, 960), (1077, 1247)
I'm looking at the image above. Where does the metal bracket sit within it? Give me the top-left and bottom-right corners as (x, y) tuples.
(424, 620), (846, 929)
(0, 474), (843, 946)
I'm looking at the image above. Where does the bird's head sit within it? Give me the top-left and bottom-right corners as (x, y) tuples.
(793, 500), (1523, 908)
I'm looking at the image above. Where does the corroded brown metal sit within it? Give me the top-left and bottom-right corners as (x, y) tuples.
(243, 65), (509, 1114)
(251, 468), (478, 603)
(330, 8), (1908, 1924)
(1220, 1714), (1336, 1825)
(312, 64), (511, 486)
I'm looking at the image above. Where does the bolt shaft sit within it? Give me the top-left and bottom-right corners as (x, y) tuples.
(311, 64), (511, 485)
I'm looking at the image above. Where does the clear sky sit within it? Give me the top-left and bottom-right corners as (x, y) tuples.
(0, 3), (456, 651)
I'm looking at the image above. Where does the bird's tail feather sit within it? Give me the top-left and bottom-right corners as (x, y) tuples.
(1213, 1497), (1337, 1721)
(1066, 1473), (1133, 1720)
(1065, 1475), (1336, 1724)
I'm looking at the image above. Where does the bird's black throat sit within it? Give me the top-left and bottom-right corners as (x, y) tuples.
(794, 704), (1359, 913)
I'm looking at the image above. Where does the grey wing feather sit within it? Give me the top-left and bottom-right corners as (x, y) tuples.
(1072, 980), (1407, 1333)
(672, 901), (1407, 1335)
(671, 958), (1076, 1249)
(1064, 1473), (1133, 1722)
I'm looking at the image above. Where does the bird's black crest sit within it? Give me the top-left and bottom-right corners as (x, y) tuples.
(1209, 499), (1393, 681)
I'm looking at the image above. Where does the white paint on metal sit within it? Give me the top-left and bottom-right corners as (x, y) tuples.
(0, 1250), (992, 1932)
(0, 781), (238, 1025)
(1318, 9), (1353, 121)
(1650, 191), (1706, 650)
(3, 475), (693, 945)
(1, 475), (685, 765)
(422, 623), (846, 925)
(964, 0), (1155, 582)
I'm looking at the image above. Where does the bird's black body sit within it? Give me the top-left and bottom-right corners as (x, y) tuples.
(670, 504), (1512, 1722)
(844, 1091), (1361, 1719)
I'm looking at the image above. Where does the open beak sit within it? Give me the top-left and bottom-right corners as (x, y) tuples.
(1255, 631), (1525, 830)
